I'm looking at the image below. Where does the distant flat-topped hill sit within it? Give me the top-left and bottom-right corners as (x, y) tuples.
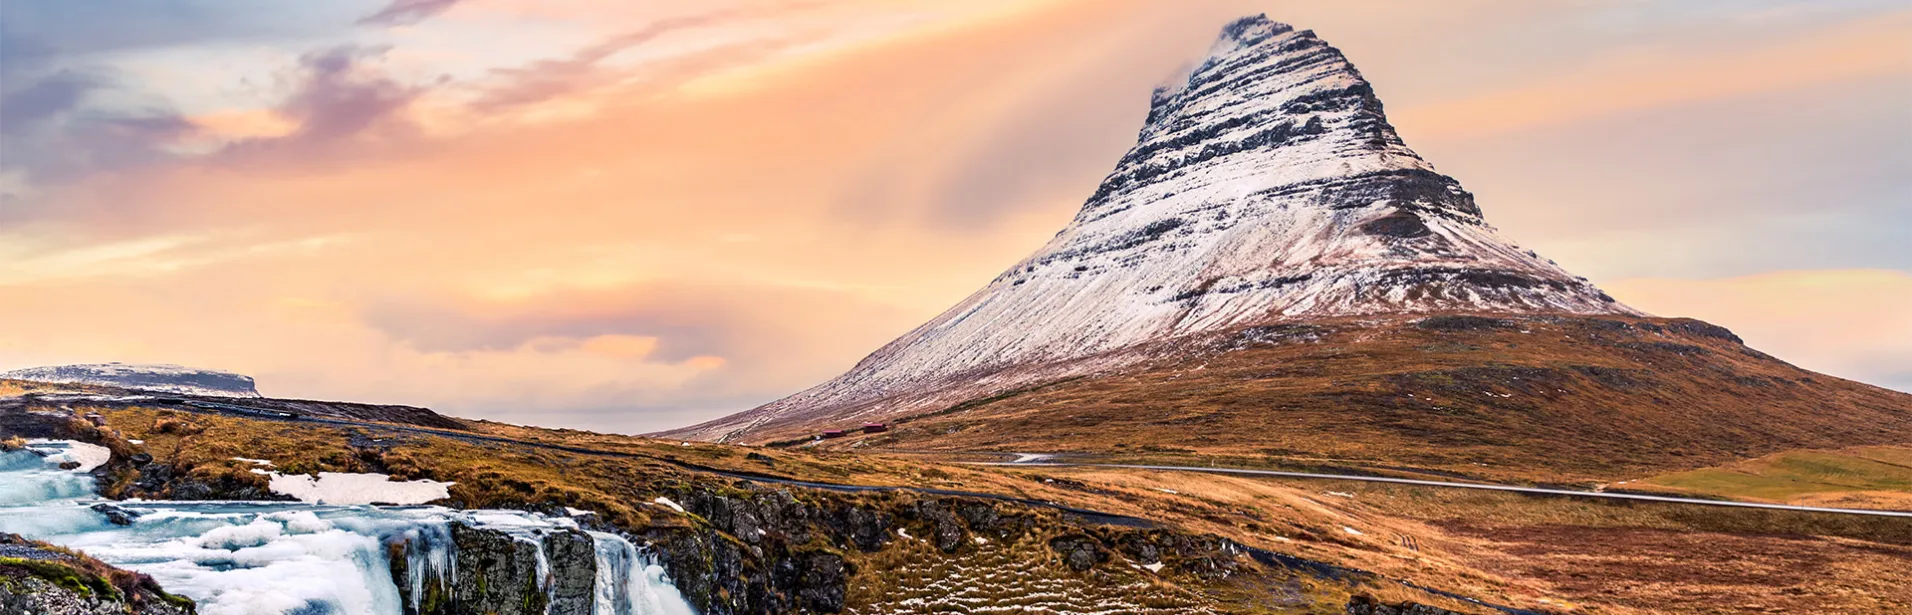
(1, 363), (261, 398)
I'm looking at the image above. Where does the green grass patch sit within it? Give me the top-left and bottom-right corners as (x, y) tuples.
(1640, 447), (1912, 502)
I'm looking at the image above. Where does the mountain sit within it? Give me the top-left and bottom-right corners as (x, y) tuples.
(0, 363), (261, 398)
(666, 15), (1642, 444)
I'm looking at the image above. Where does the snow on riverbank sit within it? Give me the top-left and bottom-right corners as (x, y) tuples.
(252, 470), (453, 505)
(24, 439), (112, 472)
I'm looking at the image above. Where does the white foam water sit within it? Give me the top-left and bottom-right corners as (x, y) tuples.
(0, 446), (697, 615)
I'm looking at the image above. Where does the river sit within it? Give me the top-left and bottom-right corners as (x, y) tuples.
(0, 441), (697, 615)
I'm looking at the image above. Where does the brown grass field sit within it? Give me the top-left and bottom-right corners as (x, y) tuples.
(786, 315), (1912, 486)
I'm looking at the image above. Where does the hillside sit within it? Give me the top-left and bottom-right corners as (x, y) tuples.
(785, 315), (1912, 483)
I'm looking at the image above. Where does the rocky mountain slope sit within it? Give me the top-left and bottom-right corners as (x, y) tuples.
(1, 364), (260, 398)
(668, 15), (1639, 443)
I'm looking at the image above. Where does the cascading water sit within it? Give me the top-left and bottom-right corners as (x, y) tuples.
(588, 531), (696, 615)
(0, 443), (698, 615)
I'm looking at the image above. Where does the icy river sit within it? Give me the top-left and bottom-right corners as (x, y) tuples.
(0, 441), (697, 615)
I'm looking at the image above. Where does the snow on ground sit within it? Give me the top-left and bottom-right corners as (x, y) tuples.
(252, 471), (453, 505)
(25, 439), (112, 472)
(652, 497), (686, 513)
(850, 535), (1212, 615)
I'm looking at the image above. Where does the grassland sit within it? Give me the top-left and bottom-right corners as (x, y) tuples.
(1634, 446), (1912, 510)
(793, 315), (1912, 486)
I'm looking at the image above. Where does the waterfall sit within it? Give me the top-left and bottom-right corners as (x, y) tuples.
(0, 441), (700, 615)
(397, 522), (456, 614)
(0, 448), (97, 506)
(588, 531), (695, 615)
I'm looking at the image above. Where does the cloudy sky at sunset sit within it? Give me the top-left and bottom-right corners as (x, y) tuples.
(2, 0), (1907, 433)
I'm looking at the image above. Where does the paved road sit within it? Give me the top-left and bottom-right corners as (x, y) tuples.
(979, 460), (1912, 518)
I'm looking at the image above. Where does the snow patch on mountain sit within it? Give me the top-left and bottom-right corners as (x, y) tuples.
(2, 363), (262, 398)
(668, 15), (1640, 442)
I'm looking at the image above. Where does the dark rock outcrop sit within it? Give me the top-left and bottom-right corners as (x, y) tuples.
(88, 504), (140, 526)
(0, 534), (194, 615)
(541, 530), (599, 615)
(1345, 595), (1465, 615)
(644, 484), (1059, 614)
(645, 486), (860, 615)
(449, 523), (548, 615)
(1048, 535), (1110, 571)
(387, 523), (597, 615)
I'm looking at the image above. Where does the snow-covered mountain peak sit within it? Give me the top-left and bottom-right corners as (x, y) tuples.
(667, 16), (1639, 442)
(1, 363), (261, 398)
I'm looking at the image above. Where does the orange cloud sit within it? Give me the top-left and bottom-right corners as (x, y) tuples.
(1395, 9), (1912, 136)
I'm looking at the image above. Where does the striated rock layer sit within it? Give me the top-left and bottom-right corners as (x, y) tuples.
(668, 15), (1637, 442)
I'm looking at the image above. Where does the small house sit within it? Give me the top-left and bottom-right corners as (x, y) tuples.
(822, 430), (847, 439)
(861, 423), (888, 434)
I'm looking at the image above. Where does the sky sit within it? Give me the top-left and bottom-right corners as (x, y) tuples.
(1, 0), (1906, 433)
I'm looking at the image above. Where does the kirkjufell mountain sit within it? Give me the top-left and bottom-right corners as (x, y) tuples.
(665, 15), (1909, 461)
(670, 16), (1636, 443)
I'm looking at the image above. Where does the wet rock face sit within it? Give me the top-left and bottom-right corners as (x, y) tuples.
(89, 503), (141, 526)
(396, 523), (598, 615)
(648, 486), (864, 615)
(449, 523), (547, 615)
(541, 530), (599, 615)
